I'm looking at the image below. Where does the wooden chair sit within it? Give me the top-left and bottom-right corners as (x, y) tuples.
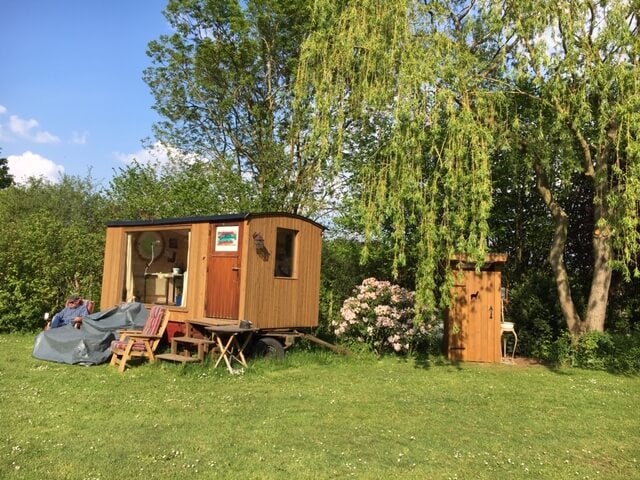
(109, 305), (170, 373)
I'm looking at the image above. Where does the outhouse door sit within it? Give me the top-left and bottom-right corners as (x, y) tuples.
(206, 223), (243, 319)
(448, 270), (501, 362)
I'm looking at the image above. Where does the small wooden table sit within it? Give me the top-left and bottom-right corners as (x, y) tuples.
(206, 325), (258, 374)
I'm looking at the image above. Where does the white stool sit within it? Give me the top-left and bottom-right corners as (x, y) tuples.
(500, 322), (517, 362)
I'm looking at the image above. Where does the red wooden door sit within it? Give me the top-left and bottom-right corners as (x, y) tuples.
(206, 223), (242, 319)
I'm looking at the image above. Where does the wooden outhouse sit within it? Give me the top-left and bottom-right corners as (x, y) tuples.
(445, 254), (507, 363)
(100, 213), (324, 337)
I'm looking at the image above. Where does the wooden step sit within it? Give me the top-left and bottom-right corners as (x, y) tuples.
(173, 336), (216, 346)
(156, 353), (202, 364)
(166, 336), (217, 362)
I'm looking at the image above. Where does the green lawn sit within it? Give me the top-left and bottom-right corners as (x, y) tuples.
(1, 333), (638, 479)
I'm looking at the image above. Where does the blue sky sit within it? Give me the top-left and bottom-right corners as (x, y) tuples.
(0, 1), (172, 186)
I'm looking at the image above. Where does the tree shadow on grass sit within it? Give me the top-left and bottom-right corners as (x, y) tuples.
(412, 352), (465, 370)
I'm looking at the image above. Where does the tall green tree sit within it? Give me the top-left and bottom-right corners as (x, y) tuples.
(507, 1), (639, 334)
(0, 155), (14, 189)
(295, 0), (640, 333)
(108, 158), (255, 220)
(144, 0), (335, 215)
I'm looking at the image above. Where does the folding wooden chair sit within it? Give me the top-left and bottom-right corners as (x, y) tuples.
(109, 305), (169, 373)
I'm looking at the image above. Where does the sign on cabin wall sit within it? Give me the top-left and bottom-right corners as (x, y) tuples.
(215, 226), (239, 252)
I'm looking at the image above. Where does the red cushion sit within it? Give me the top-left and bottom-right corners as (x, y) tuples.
(142, 306), (165, 335)
(111, 340), (148, 351)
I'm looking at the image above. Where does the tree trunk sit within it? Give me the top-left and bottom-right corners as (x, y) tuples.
(535, 161), (583, 334)
(584, 231), (612, 331)
(583, 150), (614, 332)
(535, 156), (613, 334)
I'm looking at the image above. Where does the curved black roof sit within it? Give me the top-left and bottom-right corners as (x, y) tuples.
(106, 212), (325, 230)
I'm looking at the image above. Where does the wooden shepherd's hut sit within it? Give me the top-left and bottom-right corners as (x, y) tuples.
(100, 213), (324, 338)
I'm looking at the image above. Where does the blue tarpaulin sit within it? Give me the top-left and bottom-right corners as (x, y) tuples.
(32, 302), (150, 365)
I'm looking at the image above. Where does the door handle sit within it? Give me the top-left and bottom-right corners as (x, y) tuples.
(232, 267), (240, 271)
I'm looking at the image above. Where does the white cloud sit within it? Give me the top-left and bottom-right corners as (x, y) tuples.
(9, 115), (38, 135)
(6, 114), (60, 144)
(71, 131), (89, 145)
(115, 141), (170, 166)
(34, 130), (61, 144)
(7, 151), (64, 184)
(113, 142), (207, 178)
(1, 107), (91, 152)
(114, 142), (201, 167)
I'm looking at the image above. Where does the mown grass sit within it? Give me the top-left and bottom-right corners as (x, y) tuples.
(1, 333), (639, 479)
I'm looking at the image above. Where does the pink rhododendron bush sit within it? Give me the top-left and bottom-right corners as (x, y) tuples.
(333, 278), (433, 355)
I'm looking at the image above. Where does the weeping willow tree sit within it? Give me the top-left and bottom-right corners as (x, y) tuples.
(294, 0), (514, 316)
(294, 0), (640, 333)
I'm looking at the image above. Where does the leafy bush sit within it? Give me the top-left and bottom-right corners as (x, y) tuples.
(332, 278), (433, 355)
(545, 331), (640, 373)
(604, 333), (640, 373)
(505, 269), (640, 372)
(546, 332), (574, 367)
(573, 331), (615, 370)
(318, 238), (399, 339)
(504, 271), (565, 358)
(607, 276), (640, 333)
(0, 177), (106, 332)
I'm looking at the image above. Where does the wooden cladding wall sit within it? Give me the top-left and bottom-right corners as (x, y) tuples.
(241, 216), (322, 329)
(100, 226), (126, 311)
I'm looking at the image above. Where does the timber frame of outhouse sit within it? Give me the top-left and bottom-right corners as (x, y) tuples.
(100, 213), (324, 337)
(445, 254), (508, 363)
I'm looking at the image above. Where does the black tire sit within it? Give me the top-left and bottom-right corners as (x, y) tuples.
(253, 336), (285, 360)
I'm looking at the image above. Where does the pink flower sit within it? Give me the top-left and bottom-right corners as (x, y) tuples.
(341, 307), (356, 322)
(338, 277), (433, 355)
(374, 305), (392, 316)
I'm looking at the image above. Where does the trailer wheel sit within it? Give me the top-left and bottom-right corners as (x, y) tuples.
(254, 337), (285, 360)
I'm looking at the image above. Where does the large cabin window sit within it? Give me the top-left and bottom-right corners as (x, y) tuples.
(122, 228), (191, 306)
(274, 228), (297, 278)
